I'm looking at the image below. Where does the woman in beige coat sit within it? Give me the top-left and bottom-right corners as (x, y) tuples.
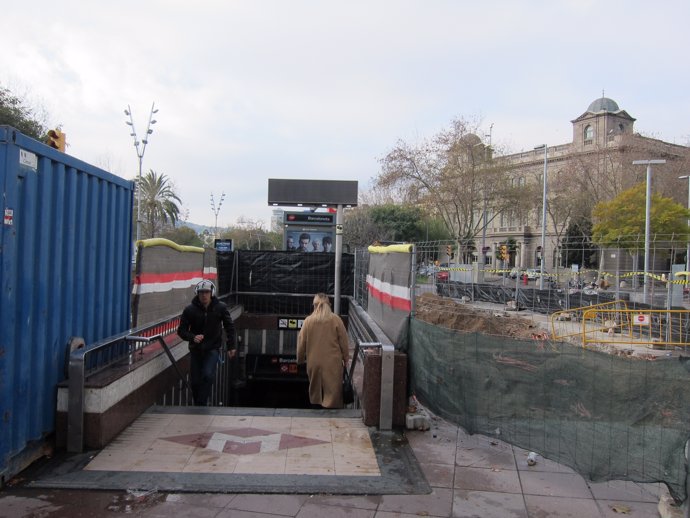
(297, 293), (350, 408)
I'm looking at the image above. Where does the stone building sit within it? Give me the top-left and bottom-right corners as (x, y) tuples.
(481, 96), (690, 274)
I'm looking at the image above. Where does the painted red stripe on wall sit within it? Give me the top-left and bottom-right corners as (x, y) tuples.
(134, 270), (217, 285)
(367, 282), (411, 311)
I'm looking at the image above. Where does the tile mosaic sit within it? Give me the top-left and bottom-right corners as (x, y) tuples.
(182, 448), (238, 473)
(129, 453), (194, 473)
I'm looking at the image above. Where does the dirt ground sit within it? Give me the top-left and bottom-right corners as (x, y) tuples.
(414, 293), (542, 339)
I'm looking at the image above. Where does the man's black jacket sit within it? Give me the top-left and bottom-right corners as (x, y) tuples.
(177, 296), (236, 352)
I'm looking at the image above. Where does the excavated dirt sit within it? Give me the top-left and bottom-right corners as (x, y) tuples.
(415, 293), (541, 339)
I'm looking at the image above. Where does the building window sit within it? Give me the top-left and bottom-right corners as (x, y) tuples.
(584, 124), (594, 141)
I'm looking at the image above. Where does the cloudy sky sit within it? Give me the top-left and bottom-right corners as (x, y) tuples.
(2, 1), (689, 228)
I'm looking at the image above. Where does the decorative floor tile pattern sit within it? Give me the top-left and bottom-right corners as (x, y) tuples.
(84, 413), (380, 477)
(16, 404), (675, 512)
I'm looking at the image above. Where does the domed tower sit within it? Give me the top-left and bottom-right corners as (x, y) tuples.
(571, 96), (636, 148)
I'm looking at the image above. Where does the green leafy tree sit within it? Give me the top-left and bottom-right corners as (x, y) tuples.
(0, 85), (51, 140)
(593, 183), (690, 246)
(592, 182), (690, 276)
(370, 204), (423, 242)
(344, 204), (449, 248)
(562, 217), (596, 268)
(159, 226), (203, 247)
(137, 170), (182, 239)
(220, 217), (281, 250)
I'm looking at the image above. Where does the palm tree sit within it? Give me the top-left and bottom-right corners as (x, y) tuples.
(136, 170), (182, 238)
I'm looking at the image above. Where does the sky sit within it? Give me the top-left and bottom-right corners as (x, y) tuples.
(2, 1), (689, 229)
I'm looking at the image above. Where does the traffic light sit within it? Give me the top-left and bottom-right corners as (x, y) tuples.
(500, 245), (509, 261)
(446, 245), (452, 256)
(47, 129), (66, 152)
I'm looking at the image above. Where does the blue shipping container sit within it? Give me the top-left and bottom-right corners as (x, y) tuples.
(0, 126), (133, 482)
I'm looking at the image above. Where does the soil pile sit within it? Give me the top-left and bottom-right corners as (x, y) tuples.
(415, 293), (539, 339)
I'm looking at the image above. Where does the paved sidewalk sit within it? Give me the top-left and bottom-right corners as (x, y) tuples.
(0, 409), (670, 517)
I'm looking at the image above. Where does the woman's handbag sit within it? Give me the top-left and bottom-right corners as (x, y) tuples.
(342, 366), (354, 405)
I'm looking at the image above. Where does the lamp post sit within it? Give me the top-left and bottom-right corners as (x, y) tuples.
(210, 192), (226, 239)
(124, 103), (158, 242)
(632, 159), (666, 305)
(534, 144), (548, 290)
(679, 175), (690, 273)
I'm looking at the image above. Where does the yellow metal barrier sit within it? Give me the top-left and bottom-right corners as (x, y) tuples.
(581, 308), (690, 349)
(550, 300), (628, 341)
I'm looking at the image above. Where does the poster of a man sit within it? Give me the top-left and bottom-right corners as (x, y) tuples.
(322, 236), (333, 252)
(284, 231), (334, 252)
(297, 233), (311, 251)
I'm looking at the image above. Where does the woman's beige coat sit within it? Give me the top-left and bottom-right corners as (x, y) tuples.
(297, 313), (349, 408)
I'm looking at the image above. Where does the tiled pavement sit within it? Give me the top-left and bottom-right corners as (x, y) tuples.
(0, 406), (670, 517)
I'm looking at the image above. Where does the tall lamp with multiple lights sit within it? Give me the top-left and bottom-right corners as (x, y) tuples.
(125, 103), (158, 242)
(210, 192), (226, 240)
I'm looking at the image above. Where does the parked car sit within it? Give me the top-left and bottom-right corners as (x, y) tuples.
(436, 269), (449, 282)
(525, 268), (547, 280)
(508, 268), (522, 279)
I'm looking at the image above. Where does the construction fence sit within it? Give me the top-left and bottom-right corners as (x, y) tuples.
(401, 317), (690, 502)
(414, 237), (689, 311)
(354, 240), (690, 502)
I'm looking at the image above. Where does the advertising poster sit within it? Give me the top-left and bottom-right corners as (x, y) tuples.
(285, 229), (334, 252)
(283, 212), (335, 252)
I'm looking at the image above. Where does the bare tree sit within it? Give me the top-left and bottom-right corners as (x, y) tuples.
(376, 117), (516, 257)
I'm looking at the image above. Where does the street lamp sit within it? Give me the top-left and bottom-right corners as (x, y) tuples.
(210, 192), (226, 239)
(534, 144), (548, 290)
(678, 175), (690, 273)
(632, 159), (666, 305)
(124, 103), (158, 242)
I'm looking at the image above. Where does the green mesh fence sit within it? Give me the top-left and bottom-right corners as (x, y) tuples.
(404, 317), (690, 502)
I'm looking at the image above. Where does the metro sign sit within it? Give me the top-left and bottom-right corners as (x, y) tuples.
(162, 427), (329, 455)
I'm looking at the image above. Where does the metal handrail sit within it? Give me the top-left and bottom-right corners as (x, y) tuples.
(67, 313), (182, 452)
(346, 299), (395, 430)
(125, 334), (189, 391)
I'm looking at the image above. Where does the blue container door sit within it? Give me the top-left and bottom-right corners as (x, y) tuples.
(0, 126), (134, 481)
